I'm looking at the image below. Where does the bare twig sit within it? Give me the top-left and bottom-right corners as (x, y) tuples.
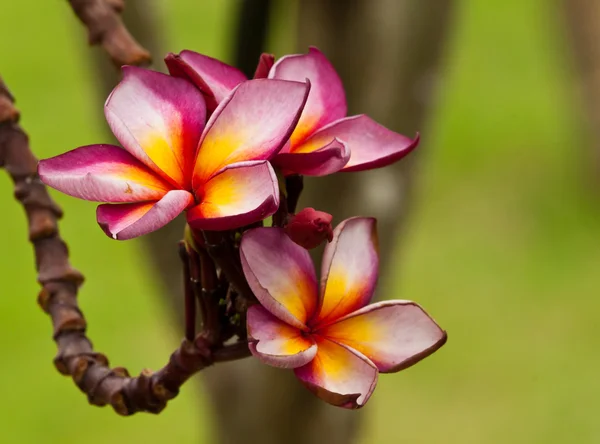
(67, 0), (151, 67)
(0, 77), (249, 416)
(179, 242), (196, 341)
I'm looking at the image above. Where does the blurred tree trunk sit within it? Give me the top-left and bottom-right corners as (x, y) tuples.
(232, 0), (272, 77)
(563, 0), (600, 189)
(87, 1), (454, 443)
(202, 2), (456, 444)
(298, 0), (454, 272)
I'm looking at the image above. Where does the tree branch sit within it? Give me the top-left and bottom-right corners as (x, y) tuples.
(0, 76), (249, 416)
(66, 0), (152, 67)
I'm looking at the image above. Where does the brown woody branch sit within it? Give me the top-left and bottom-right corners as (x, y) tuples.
(0, 77), (249, 416)
(67, 0), (151, 67)
(201, 230), (256, 305)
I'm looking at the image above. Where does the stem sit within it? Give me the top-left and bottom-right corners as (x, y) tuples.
(197, 247), (221, 345)
(178, 242), (196, 342)
(201, 230), (256, 304)
(285, 174), (304, 214)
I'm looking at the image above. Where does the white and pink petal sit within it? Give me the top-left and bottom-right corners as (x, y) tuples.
(295, 115), (418, 172)
(314, 217), (379, 326)
(105, 66), (206, 188)
(272, 138), (350, 176)
(270, 47), (347, 148)
(247, 305), (317, 369)
(38, 144), (171, 202)
(193, 78), (310, 185)
(240, 226), (318, 329)
(319, 300), (447, 373)
(165, 51), (247, 112)
(186, 160), (279, 231)
(294, 336), (378, 409)
(96, 190), (194, 240)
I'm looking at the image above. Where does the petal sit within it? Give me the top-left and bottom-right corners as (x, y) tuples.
(270, 47), (347, 148)
(315, 217), (379, 327)
(294, 336), (378, 409)
(38, 144), (171, 202)
(193, 78), (310, 185)
(247, 305), (317, 369)
(319, 300), (447, 373)
(186, 160), (279, 231)
(272, 138), (350, 176)
(253, 53), (275, 79)
(296, 115), (419, 172)
(96, 190), (193, 240)
(165, 51), (247, 112)
(105, 66), (206, 188)
(240, 227), (318, 329)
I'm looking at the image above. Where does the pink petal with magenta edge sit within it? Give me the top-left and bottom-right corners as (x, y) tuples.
(314, 217), (379, 327)
(272, 138), (350, 176)
(96, 189), (194, 240)
(192, 78), (311, 186)
(240, 227), (318, 329)
(186, 160), (279, 231)
(294, 336), (378, 409)
(295, 114), (419, 172)
(105, 66), (206, 188)
(319, 300), (447, 373)
(38, 144), (172, 203)
(270, 47), (347, 148)
(247, 305), (318, 369)
(165, 50), (247, 112)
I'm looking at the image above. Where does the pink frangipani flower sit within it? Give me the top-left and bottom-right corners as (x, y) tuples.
(165, 47), (419, 177)
(38, 66), (309, 239)
(240, 217), (447, 409)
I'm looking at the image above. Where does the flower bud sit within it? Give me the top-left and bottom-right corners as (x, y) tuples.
(253, 53), (275, 79)
(284, 207), (334, 249)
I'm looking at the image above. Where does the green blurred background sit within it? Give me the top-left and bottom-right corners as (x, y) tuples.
(1, 0), (599, 443)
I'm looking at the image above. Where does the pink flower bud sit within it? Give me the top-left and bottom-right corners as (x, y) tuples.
(285, 207), (334, 249)
(253, 53), (275, 79)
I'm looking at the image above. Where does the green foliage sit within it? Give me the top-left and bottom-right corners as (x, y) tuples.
(1, 0), (598, 443)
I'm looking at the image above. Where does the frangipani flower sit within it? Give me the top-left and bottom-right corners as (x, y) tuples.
(165, 47), (419, 177)
(240, 217), (447, 408)
(38, 66), (309, 239)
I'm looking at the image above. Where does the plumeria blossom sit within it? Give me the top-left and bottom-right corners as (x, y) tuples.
(38, 66), (310, 239)
(165, 47), (419, 177)
(240, 217), (446, 408)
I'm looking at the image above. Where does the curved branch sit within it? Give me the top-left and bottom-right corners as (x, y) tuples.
(67, 0), (152, 67)
(0, 77), (248, 416)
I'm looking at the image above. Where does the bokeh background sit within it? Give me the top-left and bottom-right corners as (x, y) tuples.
(2, 0), (600, 443)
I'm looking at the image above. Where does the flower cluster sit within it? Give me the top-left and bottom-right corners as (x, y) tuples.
(38, 48), (418, 239)
(38, 47), (445, 408)
(242, 218), (446, 408)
